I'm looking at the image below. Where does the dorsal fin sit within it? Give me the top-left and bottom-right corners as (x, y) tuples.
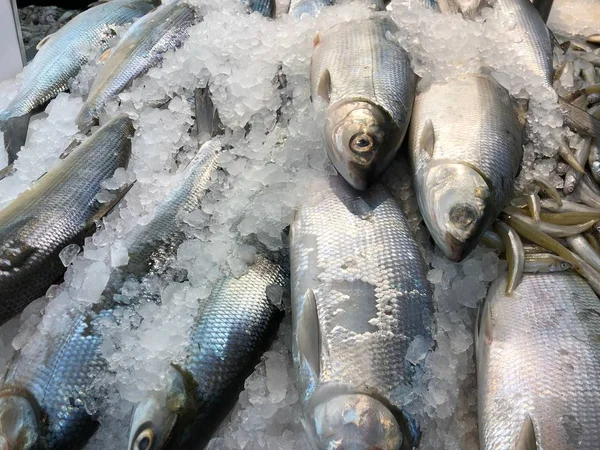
(317, 69), (331, 103)
(420, 119), (435, 157)
(313, 32), (321, 48)
(297, 289), (321, 380)
(514, 415), (537, 450)
(36, 33), (54, 50)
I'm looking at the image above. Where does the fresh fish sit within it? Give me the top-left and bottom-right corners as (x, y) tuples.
(127, 250), (287, 450)
(311, 16), (416, 190)
(409, 73), (523, 261)
(288, 0), (333, 19)
(0, 115), (133, 325)
(0, 139), (219, 450)
(290, 175), (434, 450)
(531, 0), (554, 23)
(76, 1), (196, 131)
(476, 271), (600, 449)
(0, 0), (154, 164)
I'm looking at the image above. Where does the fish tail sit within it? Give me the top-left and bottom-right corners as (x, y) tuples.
(0, 111), (31, 165)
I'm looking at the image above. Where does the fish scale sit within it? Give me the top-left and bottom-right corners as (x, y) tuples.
(477, 272), (600, 449)
(311, 16), (414, 124)
(76, 1), (196, 130)
(290, 175), (433, 449)
(0, 115), (133, 325)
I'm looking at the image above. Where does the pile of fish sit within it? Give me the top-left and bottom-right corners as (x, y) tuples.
(1, 0), (600, 449)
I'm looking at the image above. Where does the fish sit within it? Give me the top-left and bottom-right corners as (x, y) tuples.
(0, 0), (154, 165)
(0, 114), (133, 326)
(476, 271), (600, 449)
(290, 175), (434, 450)
(310, 16), (416, 190)
(0, 139), (220, 450)
(531, 0), (554, 23)
(288, 0), (333, 19)
(76, 1), (196, 131)
(248, 0), (276, 16)
(127, 250), (287, 450)
(409, 73), (523, 261)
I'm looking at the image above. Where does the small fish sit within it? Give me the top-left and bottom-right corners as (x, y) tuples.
(523, 253), (571, 273)
(76, 1), (196, 131)
(290, 175), (434, 450)
(409, 73), (523, 261)
(0, 0), (154, 164)
(476, 271), (600, 449)
(311, 17), (416, 190)
(0, 115), (133, 325)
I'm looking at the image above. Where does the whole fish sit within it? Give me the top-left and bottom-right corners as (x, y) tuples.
(310, 16), (416, 190)
(76, 1), (196, 131)
(0, 0), (154, 164)
(0, 114), (133, 325)
(288, 0), (333, 19)
(476, 271), (600, 449)
(127, 251), (287, 450)
(0, 139), (219, 450)
(290, 175), (434, 450)
(409, 73), (523, 261)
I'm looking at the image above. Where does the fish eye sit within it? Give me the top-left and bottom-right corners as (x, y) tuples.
(133, 428), (154, 450)
(561, 262), (570, 270)
(349, 133), (374, 153)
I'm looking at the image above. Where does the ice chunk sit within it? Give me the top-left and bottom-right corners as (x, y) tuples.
(406, 335), (432, 365)
(59, 243), (81, 267)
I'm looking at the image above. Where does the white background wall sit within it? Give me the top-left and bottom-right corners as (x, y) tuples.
(0, 0), (25, 81)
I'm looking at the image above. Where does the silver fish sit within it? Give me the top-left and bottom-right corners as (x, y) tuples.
(76, 1), (195, 131)
(290, 175), (434, 450)
(0, 0), (154, 164)
(0, 114), (133, 325)
(288, 0), (333, 19)
(409, 73), (523, 261)
(127, 251), (287, 450)
(0, 139), (219, 450)
(476, 271), (600, 449)
(311, 16), (416, 190)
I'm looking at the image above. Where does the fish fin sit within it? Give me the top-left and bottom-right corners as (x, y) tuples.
(36, 34), (54, 50)
(87, 182), (135, 227)
(98, 48), (112, 63)
(474, 299), (493, 356)
(297, 288), (321, 379)
(59, 138), (84, 160)
(513, 415), (537, 450)
(317, 69), (331, 103)
(0, 163), (14, 181)
(313, 32), (321, 48)
(419, 119), (435, 157)
(1, 113), (32, 165)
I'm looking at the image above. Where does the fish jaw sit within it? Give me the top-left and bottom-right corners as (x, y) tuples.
(324, 100), (403, 191)
(305, 392), (402, 450)
(416, 162), (491, 261)
(0, 393), (39, 450)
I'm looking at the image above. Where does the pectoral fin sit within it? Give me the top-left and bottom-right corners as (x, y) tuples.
(297, 288), (321, 380)
(513, 415), (537, 450)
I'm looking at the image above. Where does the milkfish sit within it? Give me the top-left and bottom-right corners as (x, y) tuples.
(290, 175), (434, 450)
(0, 138), (219, 450)
(476, 271), (600, 449)
(310, 16), (416, 190)
(127, 250), (287, 450)
(0, 0), (154, 165)
(76, 1), (196, 131)
(0, 114), (134, 325)
(409, 73), (523, 261)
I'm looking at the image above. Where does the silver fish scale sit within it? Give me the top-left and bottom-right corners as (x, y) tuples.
(291, 176), (433, 403)
(79, 2), (195, 127)
(310, 16), (415, 125)
(0, 116), (133, 324)
(409, 74), (522, 209)
(478, 272), (600, 450)
(0, 0), (153, 120)
(167, 253), (286, 448)
(495, 0), (553, 86)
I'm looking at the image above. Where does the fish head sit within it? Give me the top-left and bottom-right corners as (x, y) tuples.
(418, 163), (490, 261)
(308, 394), (402, 450)
(0, 392), (39, 450)
(325, 100), (401, 191)
(128, 370), (187, 450)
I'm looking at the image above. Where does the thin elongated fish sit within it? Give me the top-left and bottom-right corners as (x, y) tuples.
(127, 251), (287, 450)
(0, 0), (154, 164)
(290, 175), (434, 450)
(409, 73), (523, 261)
(0, 115), (133, 325)
(476, 271), (600, 449)
(311, 16), (416, 190)
(0, 139), (219, 450)
(76, 1), (196, 131)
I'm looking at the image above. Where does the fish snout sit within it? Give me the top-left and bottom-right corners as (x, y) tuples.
(311, 394), (402, 450)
